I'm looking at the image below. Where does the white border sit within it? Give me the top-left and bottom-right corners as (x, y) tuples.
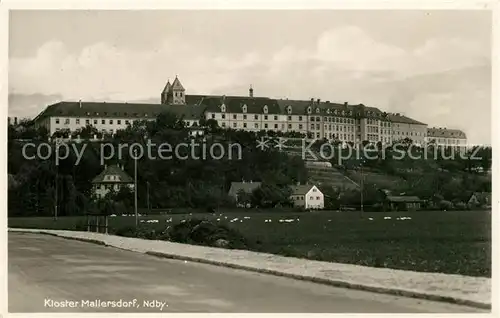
(2, 1), (498, 318)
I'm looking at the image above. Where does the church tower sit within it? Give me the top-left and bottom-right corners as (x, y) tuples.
(160, 76), (186, 105)
(171, 76), (186, 105)
(161, 80), (172, 104)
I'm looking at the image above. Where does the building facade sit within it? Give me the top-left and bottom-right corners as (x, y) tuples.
(290, 184), (324, 209)
(32, 76), (466, 146)
(426, 127), (468, 147)
(91, 165), (135, 199)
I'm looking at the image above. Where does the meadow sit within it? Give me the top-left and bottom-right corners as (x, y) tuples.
(8, 209), (491, 277)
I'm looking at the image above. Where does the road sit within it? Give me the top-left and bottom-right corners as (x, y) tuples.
(8, 232), (484, 313)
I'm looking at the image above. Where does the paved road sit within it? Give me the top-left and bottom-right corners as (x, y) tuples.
(8, 232), (483, 313)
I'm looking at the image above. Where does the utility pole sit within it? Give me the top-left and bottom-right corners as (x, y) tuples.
(134, 148), (138, 228)
(54, 140), (60, 221)
(360, 158), (364, 217)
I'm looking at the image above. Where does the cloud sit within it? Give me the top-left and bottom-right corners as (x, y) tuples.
(8, 26), (491, 144)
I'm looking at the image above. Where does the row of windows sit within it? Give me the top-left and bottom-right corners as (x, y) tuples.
(212, 113), (358, 124)
(55, 118), (132, 125)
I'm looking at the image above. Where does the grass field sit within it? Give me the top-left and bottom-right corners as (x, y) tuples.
(8, 210), (491, 277)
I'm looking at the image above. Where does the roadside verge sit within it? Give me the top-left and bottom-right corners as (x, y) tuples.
(8, 228), (491, 310)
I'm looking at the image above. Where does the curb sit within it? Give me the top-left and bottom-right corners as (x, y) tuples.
(145, 251), (490, 310)
(10, 230), (491, 310)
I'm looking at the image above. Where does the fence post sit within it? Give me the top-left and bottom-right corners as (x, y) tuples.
(96, 216), (99, 233)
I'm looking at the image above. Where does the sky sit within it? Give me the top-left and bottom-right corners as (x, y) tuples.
(8, 10), (492, 145)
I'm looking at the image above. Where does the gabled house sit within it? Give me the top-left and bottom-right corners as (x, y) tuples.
(468, 192), (492, 208)
(290, 184), (324, 210)
(91, 165), (134, 199)
(228, 181), (262, 203)
(378, 189), (423, 211)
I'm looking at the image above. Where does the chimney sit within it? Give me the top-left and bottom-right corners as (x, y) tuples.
(249, 85), (254, 97)
(310, 98), (314, 103)
(14, 117), (18, 125)
(317, 98), (321, 104)
(79, 100), (82, 108)
(344, 102), (348, 107)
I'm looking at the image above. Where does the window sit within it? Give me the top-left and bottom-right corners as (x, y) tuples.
(221, 122), (226, 127)
(288, 116), (292, 120)
(243, 123), (247, 128)
(254, 115), (259, 120)
(93, 119), (97, 124)
(254, 123), (259, 129)
(221, 114), (226, 119)
(299, 116), (303, 121)
(299, 124), (303, 129)
(316, 133), (320, 138)
(316, 124), (320, 129)
(117, 120), (121, 124)
(102, 120), (105, 124)
(311, 117), (315, 122)
(264, 124), (268, 128)
(86, 119), (90, 125)
(55, 118), (60, 124)
(76, 119), (80, 124)
(316, 196), (320, 200)
(264, 115), (268, 120)
(274, 124), (278, 129)
(274, 116), (278, 120)
(243, 114), (247, 120)
(288, 124), (292, 129)
(233, 123), (237, 128)
(64, 118), (70, 124)
(211, 114), (215, 119)
(233, 114), (237, 120)
(109, 120), (113, 124)
(313, 188), (317, 192)
(311, 124), (314, 129)
(125, 120), (130, 124)
(310, 196), (314, 200)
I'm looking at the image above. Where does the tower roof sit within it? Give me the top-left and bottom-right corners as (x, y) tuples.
(172, 76), (185, 91)
(162, 80), (172, 93)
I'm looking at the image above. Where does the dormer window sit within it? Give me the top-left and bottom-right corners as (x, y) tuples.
(307, 107), (312, 114)
(221, 104), (226, 112)
(315, 108), (320, 114)
(287, 105), (292, 114)
(342, 110), (345, 115)
(263, 105), (268, 114)
(333, 109), (337, 115)
(349, 111), (353, 115)
(326, 109), (331, 114)
(242, 104), (247, 113)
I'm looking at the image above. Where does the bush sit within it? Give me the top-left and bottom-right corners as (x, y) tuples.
(439, 200), (453, 211)
(167, 218), (252, 249)
(454, 202), (468, 210)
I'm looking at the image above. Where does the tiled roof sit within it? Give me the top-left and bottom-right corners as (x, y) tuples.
(276, 99), (388, 119)
(203, 96), (282, 114)
(228, 181), (262, 197)
(291, 184), (317, 195)
(162, 81), (172, 93)
(92, 165), (134, 184)
(34, 101), (205, 121)
(427, 127), (467, 138)
(171, 77), (185, 91)
(388, 113), (426, 125)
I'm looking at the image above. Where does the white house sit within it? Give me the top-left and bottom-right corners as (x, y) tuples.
(290, 184), (324, 209)
(91, 165), (135, 199)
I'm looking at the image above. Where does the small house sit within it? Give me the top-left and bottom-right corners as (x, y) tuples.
(290, 184), (324, 210)
(228, 181), (262, 203)
(91, 165), (134, 200)
(379, 189), (423, 211)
